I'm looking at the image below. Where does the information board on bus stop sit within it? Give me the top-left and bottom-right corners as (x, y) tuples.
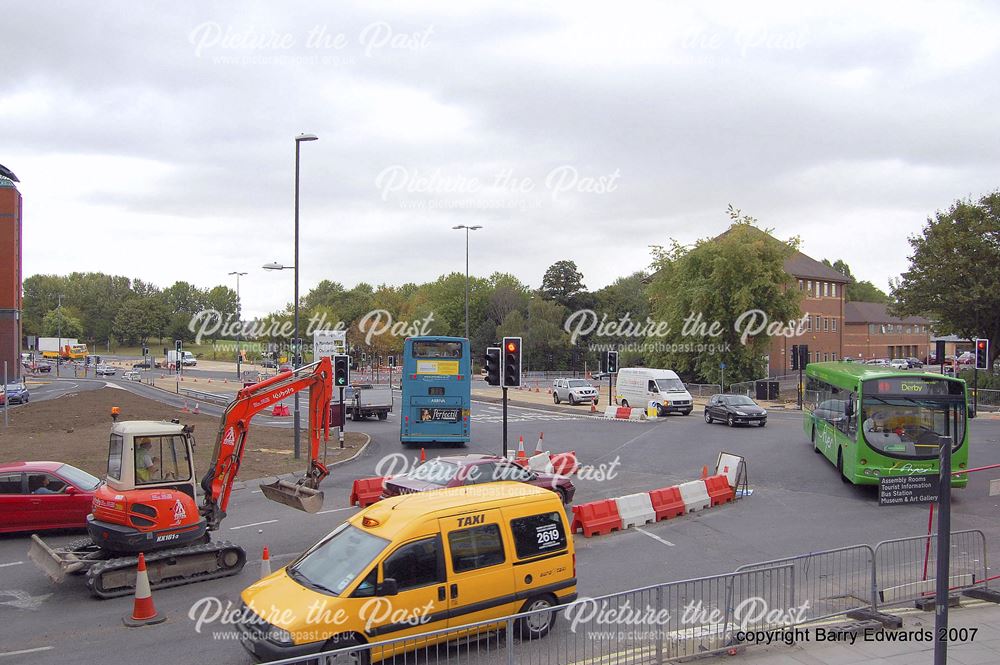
(879, 474), (940, 505)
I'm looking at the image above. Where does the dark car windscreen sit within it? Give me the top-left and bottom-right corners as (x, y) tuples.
(288, 524), (389, 596)
(657, 378), (687, 393)
(410, 459), (460, 486)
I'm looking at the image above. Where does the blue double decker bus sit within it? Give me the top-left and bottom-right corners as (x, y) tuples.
(400, 336), (471, 446)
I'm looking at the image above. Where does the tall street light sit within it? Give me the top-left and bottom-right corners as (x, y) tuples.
(263, 132), (317, 460)
(452, 225), (482, 340)
(228, 271), (247, 381)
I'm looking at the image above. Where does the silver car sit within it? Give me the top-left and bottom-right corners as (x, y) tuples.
(552, 378), (598, 405)
(95, 365), (117, 376)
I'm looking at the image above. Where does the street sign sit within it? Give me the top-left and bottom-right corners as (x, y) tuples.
(313, 330), (347, 360)
(719, 362), (726, 369)
(878, 474), (940, 505)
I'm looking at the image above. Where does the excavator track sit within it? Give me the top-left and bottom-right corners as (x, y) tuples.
(85, 540), (247, 599)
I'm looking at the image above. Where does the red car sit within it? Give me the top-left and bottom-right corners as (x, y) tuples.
(382, 454), (576, 504)
(0, 461), (101, 533)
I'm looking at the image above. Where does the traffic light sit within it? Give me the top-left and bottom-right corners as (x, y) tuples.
(791, 345), (799, 371)
(501, 337), (522, 388)
(388, 355), (395, 368)
(606, 350), (619, 374)
(799, 345), (809, 369)
(175, 340), (182, 354)
(333, 355), (350, 388)
(141, 345), (148, 357)
(975, 338), (990, 370)
(484, 347), (501, 386)
(935, 340), (946, 364)
(361, 351), (367, 364)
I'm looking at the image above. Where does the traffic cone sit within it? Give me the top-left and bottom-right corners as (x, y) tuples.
(701, 465), (709, 479)
(516, 436), (526, 459)
(260, 546), (272, 579)
(590, 401), (597, 413)
(123, 553), (165, 626)
(534, 432), (544, 455)
(181, 401), (189, 413)
(193, 402), (200, 415)
(535, 383), (540, 393)
(420, 448), (427, 463)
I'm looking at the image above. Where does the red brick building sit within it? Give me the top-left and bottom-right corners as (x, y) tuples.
(767, 252), (851, 375)
(0, 165), (22, 381)
(842, 301), (931, 362)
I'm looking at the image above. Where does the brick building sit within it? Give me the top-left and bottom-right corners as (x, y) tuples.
(0, 164), (22, 381)
(767, 252), (850, 376)
(842, 301), (931, 362)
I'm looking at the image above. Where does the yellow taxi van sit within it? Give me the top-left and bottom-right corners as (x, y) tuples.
(237, 482), (577, 662)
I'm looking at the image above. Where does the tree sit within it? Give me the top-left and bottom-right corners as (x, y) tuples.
(41, 308), (84, 339)
(891, 192), (1000, 367)
(541, 260), (587, 309)
(821, 259), (890, 303)
(646, 216), (801, 385)
(113, 298), (162, 346)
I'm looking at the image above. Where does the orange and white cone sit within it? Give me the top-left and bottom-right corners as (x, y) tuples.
(181, 401), (189, 413)
(193, 402), (200, 415)
(516, 436), (526, 459)
(534, 432), (544, 455)
(420, 448), (427, 463)
(260, 546), (272, 579)
(123, 553), (165, 626)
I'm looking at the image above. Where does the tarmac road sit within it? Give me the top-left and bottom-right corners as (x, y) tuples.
(1, 397), (998, 664)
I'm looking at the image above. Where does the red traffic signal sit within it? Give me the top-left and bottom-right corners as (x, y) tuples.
(975, 338), (990, 370)
(506, 341), (518, 352)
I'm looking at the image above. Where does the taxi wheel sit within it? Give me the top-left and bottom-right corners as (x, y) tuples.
(516, 594), (557, 640)
(320, 635), (370, 665)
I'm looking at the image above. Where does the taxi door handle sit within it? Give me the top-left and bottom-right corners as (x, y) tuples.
(438, 586), (446, 601)
(450, 583), (458, 599)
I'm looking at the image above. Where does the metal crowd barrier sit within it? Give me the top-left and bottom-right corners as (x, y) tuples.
(255, 530), (991, 665)
(735, 544), (877, 623)
(873, 529), (988, 608)
(179, 388), (231, 405)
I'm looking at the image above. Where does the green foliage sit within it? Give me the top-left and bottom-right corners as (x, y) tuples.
(891, 192), (1000, 367)
(821, 259), (890, 303)
(41, 308), (84, 338)
(541, 260), (587, 309)
(646, 215), (801, 384)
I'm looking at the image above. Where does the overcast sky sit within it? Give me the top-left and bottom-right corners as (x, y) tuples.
(3, 1), (998, 318)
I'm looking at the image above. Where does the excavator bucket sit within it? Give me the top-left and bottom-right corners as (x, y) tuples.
(260, 479), (325, 513)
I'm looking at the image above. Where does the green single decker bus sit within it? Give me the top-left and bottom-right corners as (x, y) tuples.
(804, 362), (970, 487)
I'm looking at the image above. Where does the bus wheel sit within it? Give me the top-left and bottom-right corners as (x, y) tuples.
(836, 448), (849, 483)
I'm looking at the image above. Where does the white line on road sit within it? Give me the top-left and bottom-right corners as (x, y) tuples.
(230, 519), (278, 530)
(0, 647), (54, 658)
(317, 507), (356, 515)
(636, 528), (674, 547)
(0, 562), (23, 568)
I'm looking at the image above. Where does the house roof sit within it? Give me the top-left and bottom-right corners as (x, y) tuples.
(844, 301), (930, 325)
(783, 252), (851, 283)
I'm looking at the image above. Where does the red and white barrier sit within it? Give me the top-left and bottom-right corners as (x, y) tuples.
(677, 480), (712, 513)
(602, 406), (649, 422)
(615, 492), (656, 529)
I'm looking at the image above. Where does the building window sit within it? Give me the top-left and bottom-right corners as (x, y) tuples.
(869, 323), (876, 335)
(832, 352), (838, 361)
(807, 280), (812, 295)
(814, 315), (821, 331)
(823, 317), (829, 332)
(823, 282), (829, 297)
(831, 283), (837, 297)
(798, 279), (804, 291)
(807, 316), (812, 332)
(832, 318), (837, 332)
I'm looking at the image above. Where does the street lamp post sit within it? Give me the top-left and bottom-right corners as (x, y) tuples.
(452, 225), (482, 340)
(228, 271), (247, 381)
(263, 132), (317, 460)
(56, 294), (63, 378)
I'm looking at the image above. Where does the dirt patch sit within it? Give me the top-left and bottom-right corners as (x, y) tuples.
(0, 388), (366, 480)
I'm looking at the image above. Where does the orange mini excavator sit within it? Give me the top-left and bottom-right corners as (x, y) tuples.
(30, 358), (333, 598)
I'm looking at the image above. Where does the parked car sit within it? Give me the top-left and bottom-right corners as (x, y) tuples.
(123, 370), (141, 382)
(956, 352), (975, 365)
(591, 371), (612, 381)
(0, 462), (101, 533)
(889, 359), (909, 370)
(132, 359), (160, 369)
(34, 360), (53, 373)
(3, 382), (29, 404)
(704, 394), (767, 427)
(278, 362), (293, 372)
(906, 357), (924, 369)
(865, 359), (889, 367)
(95, 365), (117, 376)
(552, 378), (598, 405)
(260, 358), (277, 368)
(381, 454), (576, 504)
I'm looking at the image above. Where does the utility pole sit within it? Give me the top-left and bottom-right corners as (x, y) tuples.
(56, 294), (63, 378)
(934, 436), (953, 665)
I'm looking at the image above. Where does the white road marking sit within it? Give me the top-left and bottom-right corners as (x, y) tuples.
(230, 519), (278, 530)
(317, 507), (356, 515)
(0, 647), (54, 658)
(635, 528), (675, 547)
(0, 561), (23, 568)
(0, 590), (51, 610)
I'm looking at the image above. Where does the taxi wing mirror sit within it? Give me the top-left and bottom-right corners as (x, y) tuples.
(378, 578), (399, 596)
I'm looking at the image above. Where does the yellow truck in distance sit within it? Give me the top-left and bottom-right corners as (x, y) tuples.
(38, 337), (89, 360)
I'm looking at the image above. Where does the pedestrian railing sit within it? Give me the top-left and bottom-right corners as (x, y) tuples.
(873, 529), (988, 608)
(179, 388), (230, 405)
(973, 388), (1000, 411)
(259, 530), (990, 665)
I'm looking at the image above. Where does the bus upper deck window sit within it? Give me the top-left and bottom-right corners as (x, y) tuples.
(428, 387), (445, 396)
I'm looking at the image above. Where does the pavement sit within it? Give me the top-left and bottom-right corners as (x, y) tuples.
(710, 600), (1000, 665)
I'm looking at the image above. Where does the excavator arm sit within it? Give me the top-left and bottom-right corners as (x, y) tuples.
(199, 356), (333, 529)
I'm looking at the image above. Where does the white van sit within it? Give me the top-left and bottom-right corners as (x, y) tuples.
(615, 367), (693, 416)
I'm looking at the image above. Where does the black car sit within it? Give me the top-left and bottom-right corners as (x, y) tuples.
(905, 357), (923, 369)
(132, 359), (160, 369)
(704, 394), (767, 427)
